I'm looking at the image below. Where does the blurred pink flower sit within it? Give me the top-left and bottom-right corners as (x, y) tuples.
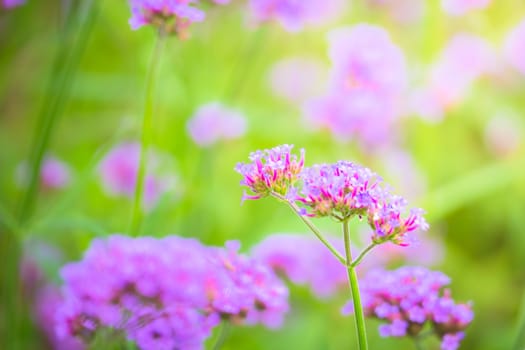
(484, 112), (523, 158)
(366, 0), (426, 24)
(504, 18), (525, 76)
(98, 142), (175, 207)
(187, 102), (247, 147)
(251, 233), (347, 298)
(303, 24), (408, 148)
(441, 0), (491, 16)
(16, 156), (71, 190)
(268, 57), (327, 104)
(2, 0), (25, 8)
(248, 0), (347, 32)
(412, 33), (497, 121)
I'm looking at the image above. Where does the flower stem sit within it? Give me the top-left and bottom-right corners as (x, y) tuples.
(351, 242), (377, 267)
(271, 192), (346, 265)
(512, 291), (525, 350)
(343, 219), (368, 350)
(130, 31), (166, 236)
(212, 322), (230, 350)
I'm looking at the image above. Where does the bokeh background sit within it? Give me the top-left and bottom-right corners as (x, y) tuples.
(1, 0), (525, 349)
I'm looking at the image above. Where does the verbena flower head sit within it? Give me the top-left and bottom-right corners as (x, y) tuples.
(98, 142), (174, 208)
(441, 0), (491, 16)
(235, 144), (305, 201)
(57, 235), (289, 348)
(251, 233), (347, 298)
(342, 266), (473, 350)
(248, 0), (346, 32)
(129, 0), (223, 38)
(504, 18), (525, 76)
(187, 102), (247, 147)
(327, 24), (407, 97)
(15, 156), (72, 190)
(2, 0), (24, 8)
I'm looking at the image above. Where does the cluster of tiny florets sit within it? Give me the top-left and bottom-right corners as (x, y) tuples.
(342, 266), (473, 350)
(235, 144), (305, 201)
(57, 235), (289, 349)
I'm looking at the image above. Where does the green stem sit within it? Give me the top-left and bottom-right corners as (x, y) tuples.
(212, 322), (230, 350)
(414, 337), (425, 350)
(343, 219), (368, 350)
(512, 291), (525, 350)
(271, 192), (346, 265)
(130, 31), (166, 236)
(351, 242), (377, 268)
(17, 0), (98, 227)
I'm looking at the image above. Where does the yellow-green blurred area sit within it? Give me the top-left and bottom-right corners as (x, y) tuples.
(1, 1), (525, 349)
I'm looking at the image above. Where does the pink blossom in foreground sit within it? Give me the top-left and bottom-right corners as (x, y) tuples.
(251, 233), (347, 298)
(57, 235), (289, 348)
(98, 142), (174, 208)
(441, 0), (491, 16)
(235, 144), (305, 200)
(248, 0), (347, 32)
(187, 102), (247, 147)
(304, 24), (408, 148)
(412, 33), (497, 121)
(504, 19), (525, 76)
(16, 156), (72, 191)
(268, 57), (327, 104)
(2, 0), (25, 8)
(342, 267), (473, 350)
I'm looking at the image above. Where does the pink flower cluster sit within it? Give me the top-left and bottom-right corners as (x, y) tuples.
(57, 235), (288, 349)
(441, 0), (491, 16)
(129, 0), (229, 37)
(299, 161), (428, 245)
(304, 24), (407, 148)
(248, 0), (346, 32)
(98, 142), (173, 208)
(237, 146), (428, 246)
(342, 266), (473, 350)
(504, 18), (525, 76)
(16, 156), (71, 191)
(2, 0), (25, 8)
(251, 233), (347, 298)
(412, 34), (497, 121)
(235, 144), (305, 200)
(187, 102), (247, 147)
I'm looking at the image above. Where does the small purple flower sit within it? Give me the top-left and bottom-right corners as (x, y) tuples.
(441, 0), (491, 16)
(16, 156), (72, 191)
(98, 142), (174, 208)
(504, 18), (525, 76)
(251, 233), (347, 298)
(2, 0), (25, 8)
(187, 102), (247, 147)
(342, 266), (473, 348)
(128, 0), (221, 38)
(235, 144), (305, 200)
(248, 0), (347, 32)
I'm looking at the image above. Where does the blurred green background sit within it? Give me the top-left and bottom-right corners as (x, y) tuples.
(1, 0), (525, 349)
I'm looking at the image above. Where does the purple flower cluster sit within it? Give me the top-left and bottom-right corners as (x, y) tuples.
(1, 0), (25, 9)
(129, 0), (228, 37)
(16, 156), (72, 191)
(57, 235), (288, 349)
(235, 144), (305, 200)
(186, 102), (247, 147)
(98, 142), (175, 209)
(342, 267), (473, 350)
(304, 24), (407, 148)
(237, 146), (428, 245)
(251, 233), (347, 298)
(504, 18), (525, 76)
(441, 0), (491, 16)
(248, 0), (346, 32)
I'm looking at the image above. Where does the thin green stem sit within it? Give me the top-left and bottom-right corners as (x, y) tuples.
(130, 31), (166, 236)
(271, 192), (346, 265)
(512, 291), (525, 350)
(414, 337), (425, 350)
(17, 0), (98, 227)
(351, 242), (378, 268)
(343, 219), (368, 350)
(212, 322), (230, 350)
